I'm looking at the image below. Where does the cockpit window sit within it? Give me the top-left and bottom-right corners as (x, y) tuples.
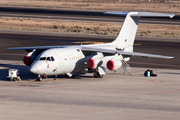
(39, 56), (55, 61)
(46, 57), (51, 61)
(51, 57), (55, 61)
(39, 57), (46, 61)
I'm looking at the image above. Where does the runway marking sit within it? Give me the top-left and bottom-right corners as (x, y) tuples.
(133, 44), (142, 46)
(147, 80), (168, 83)
(147, 80), (156, 82)
(165, 90), (180, 93)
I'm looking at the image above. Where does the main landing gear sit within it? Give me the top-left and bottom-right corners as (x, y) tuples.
(35, 74), (57, 82)
(93, 69), (103, 78)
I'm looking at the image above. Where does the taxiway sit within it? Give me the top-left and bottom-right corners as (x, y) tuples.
(0, 59), (180, 120)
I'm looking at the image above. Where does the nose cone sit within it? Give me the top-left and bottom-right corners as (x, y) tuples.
(30, 64), (39, 74)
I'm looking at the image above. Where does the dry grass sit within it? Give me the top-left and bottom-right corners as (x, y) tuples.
(0, 17), (180, 38)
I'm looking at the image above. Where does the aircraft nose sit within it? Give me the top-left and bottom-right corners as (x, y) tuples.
(30, 64), (39, 74)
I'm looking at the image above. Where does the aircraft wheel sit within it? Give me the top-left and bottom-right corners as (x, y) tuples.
(13, 77), (17, 81)
(98, 74), (103, 78)
(93, 72), (103, 78)
(36, 75), (42, 82)
(94, 74), (98, 78)
(36, 78), (42, 82)
(64, 73), (73, 78)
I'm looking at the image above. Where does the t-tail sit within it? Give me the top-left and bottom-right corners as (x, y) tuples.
(104, 12), (174, 52)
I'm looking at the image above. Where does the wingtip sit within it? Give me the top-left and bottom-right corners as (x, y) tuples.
(168, 57), (174, 59)
(6, 48), (12, 50)
(170, 14), (175, 18)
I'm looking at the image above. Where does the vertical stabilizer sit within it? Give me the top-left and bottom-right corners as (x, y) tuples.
(112, 12), (140, 50)
(104, 12), (174, 52)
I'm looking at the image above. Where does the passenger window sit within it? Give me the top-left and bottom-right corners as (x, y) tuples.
(51, 57), (55, 61)
(46, 57), (51, 61)
(39, 57), (46, 61)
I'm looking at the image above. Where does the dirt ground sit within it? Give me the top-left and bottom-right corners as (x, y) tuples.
(0, 17), (179, 38)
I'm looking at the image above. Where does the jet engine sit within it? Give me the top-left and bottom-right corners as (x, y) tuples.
(87, 52), (104, 69)
(23, 50), (39, 66)
(87, 58), (102, 69)
(107, 60), (122, 71)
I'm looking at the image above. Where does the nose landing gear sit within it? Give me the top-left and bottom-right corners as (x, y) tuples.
(36, 75), (42, 82)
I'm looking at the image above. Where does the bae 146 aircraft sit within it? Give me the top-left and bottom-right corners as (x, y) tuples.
(7, 12), (174, 80)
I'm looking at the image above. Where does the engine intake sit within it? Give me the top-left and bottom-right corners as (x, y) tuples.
(23, 56), (32, 66)
(87, 58), (102, 69)
(23, 50), (40, 66)
(107, 60), (122, 71)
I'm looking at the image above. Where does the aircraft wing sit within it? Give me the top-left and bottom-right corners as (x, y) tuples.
(7, 45), (174, 59)
(81, 46), (174, 59)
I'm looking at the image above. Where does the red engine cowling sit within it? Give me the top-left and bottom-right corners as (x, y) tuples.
(23, 55), (32, 66)
(107, 60), (122, 71)
(87, 58), (102, 69)
(23, 51), (38, 66)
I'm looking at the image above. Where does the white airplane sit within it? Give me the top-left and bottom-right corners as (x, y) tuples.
(7, 12), (174, 81)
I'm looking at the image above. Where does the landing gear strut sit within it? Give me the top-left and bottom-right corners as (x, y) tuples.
(93, 69), (103, 78)
(54, 75), (57, 81)
(63, 73), (73, 78)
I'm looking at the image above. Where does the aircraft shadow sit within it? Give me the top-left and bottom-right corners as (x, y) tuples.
(0, 63), (94, 81)
(0, 63), (32, 81)
(46, 73), (94, 80)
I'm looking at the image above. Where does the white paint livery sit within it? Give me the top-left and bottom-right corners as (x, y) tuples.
(7, 12), (175, 79)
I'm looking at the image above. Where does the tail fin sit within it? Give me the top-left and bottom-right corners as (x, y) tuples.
(104, 12), (174, 51)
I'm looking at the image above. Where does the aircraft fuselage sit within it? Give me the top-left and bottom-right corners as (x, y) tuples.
(30, 47), (88, 75)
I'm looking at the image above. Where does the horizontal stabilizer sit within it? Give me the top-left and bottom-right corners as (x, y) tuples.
(104, 11), (175, 18)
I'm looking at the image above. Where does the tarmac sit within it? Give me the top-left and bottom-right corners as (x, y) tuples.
(0, 60), (180, 120)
